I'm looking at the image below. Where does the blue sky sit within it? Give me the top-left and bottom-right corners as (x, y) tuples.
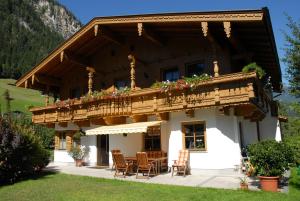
(58, 0), (300, 84)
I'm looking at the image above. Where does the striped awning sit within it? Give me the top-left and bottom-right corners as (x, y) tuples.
(85, 121), (162, 135)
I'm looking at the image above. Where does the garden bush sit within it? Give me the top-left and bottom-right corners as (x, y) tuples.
(0, 118), (50, 184)
(283, 134), (300, 166)
(247, 140), (294, 176)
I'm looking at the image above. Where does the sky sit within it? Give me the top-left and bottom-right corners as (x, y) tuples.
(58, 0), (300, 84)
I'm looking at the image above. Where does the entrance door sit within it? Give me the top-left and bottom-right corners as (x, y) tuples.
(97, 135), (109, 166)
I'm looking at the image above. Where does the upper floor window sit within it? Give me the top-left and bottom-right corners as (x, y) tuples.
(114, 79), (129, 89)
(182, 122), (206, 151)
(185, 61), (205, 77)
(70, 87), (81, 99)
(162, 68), (180, 81)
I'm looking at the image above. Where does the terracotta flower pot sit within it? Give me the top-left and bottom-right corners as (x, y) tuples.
(75, 159), (83, 167)
(240, 183), (248, 190)
(258, 176), (279, 192)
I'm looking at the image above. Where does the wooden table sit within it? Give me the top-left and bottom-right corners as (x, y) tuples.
(125, 156), (167, 174)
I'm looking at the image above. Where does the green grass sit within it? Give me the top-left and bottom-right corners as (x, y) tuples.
(0, 169), (299, 201)
(0, 79), (46, 114)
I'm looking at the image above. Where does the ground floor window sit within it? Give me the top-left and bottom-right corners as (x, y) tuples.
(182, 121), (206, 151)
(144, 126), (161, 151)
(59, 132), (66, 150)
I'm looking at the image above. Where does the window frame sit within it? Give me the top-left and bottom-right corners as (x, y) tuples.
(58, 132), (67, 150)
(181, 121), (207, 151)
(184, 60), (205, 77)
(114, 77), (130, 89)
(161, 67), (180, 82)
(143, 126), (161, 151)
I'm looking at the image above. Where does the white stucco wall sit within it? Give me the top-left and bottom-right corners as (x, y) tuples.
(167, 108), (241, 169)
(259, 110), (282, 141)
(80, 135), (97, 166)
(54, 150), (74, 163)
(108, 133), (143, 166)
(239, 118), (258, 146)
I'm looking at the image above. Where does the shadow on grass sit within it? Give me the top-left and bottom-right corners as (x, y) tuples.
(0, 166), (59, 187)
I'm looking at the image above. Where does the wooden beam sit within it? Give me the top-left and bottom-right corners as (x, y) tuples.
(60, 50), (90, 67)
(156, 112), (169, 121)
(131, 115), (147, 123)
(74, 120), (90, 128)
(58, 122), (68, 128)
(90, 118), (106, 125)
(185, 110), (195, 118)
(103, 116), (126, 125)
(137, 23), (163, 46)
(35, 74), (62, 87)
(95, 25), (124, 45)
(200, 22), (222, 58)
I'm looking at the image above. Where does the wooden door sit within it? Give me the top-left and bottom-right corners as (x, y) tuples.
(97, 135), (109, 166)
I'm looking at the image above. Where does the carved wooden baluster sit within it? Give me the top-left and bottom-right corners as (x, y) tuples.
(213, 61), (219, 77)
(128, 54), (136, 89)
(86, 67), (95, 95)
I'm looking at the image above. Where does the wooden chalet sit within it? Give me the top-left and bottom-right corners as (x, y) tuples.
(16, 8), (282, 169)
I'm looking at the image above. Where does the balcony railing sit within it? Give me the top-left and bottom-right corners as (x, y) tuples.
(30, 72), (267, 124)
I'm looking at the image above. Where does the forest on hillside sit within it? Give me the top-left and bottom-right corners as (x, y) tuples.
(0, 0), (77, 79)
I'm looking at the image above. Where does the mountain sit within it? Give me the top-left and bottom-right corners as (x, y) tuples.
(0, 0), (82, 79)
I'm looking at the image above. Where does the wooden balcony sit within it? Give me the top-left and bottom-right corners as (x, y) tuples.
(30, 72), (270, 125)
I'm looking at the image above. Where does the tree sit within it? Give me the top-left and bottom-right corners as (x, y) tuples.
(283, 16), (300, 97)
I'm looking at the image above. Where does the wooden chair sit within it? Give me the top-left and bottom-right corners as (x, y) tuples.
(111, 149), (121, 170)
(113, 153), (133, 178)
(146, 151), (168, 172)
(172, 149), (189, 177)
(136, 152), (156, 179)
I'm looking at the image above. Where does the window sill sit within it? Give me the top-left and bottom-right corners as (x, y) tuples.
(187, 149), (207, 153)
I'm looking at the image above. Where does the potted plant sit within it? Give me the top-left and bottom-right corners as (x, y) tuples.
(247, 140), (294, 192)
(242, 62), (266, 79)
(68, 145), (89, 167)
(239, 176), (249, 190)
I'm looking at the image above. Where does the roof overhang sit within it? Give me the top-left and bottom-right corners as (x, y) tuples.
(16, 8), (282, 91)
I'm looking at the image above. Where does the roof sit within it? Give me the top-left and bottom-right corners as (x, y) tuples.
(16, 7), (282, 91)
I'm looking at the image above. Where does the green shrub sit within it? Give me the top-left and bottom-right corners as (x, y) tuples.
(247, 140), (294, 176)
(0, 118), (50, 184)
(284, 134), (300, 166)
(242, 62), (266, 79)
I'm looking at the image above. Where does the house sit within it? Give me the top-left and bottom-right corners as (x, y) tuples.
(16, 8), (283, 170)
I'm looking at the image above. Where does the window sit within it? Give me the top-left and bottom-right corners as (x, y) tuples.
(162, 68), (179, 81)
(185, 61), (205, 77)
(144, 126), (161, 151)
(70, 87), (81, 99)
(182, 122), (206, 150)
(59, 133), (66, 150)
(114, 79), (129, 89)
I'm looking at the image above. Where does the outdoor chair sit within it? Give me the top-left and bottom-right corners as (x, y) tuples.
(112, 153), (133, 178)
(146, 151), (168, 172)
(171, 149), (189, 177)
(136, 152), (157, 179)
(111, 149), (121, 170)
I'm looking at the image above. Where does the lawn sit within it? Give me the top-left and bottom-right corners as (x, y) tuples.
(0, 79), (46, 114)
(0, 169), (299, 201)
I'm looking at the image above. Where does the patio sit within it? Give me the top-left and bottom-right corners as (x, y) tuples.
(46, 162), (264, 190)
